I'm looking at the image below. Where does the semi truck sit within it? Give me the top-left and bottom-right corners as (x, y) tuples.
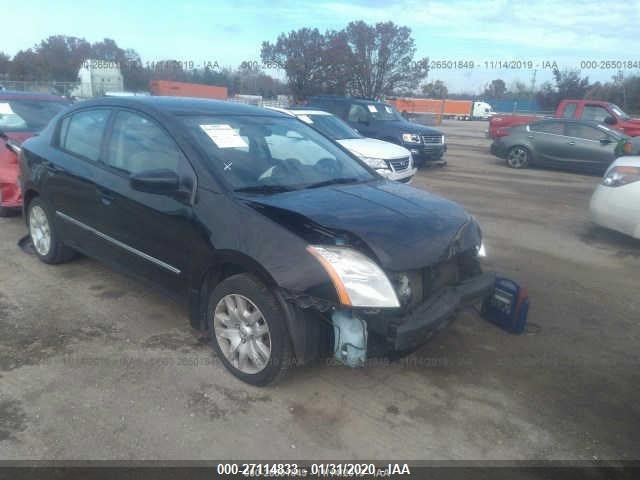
(149, 80), (228, 100)
(387, 97), (495, 120)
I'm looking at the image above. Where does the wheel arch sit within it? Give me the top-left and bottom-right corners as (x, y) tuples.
(22, 188), (40, 224)
(189, 251), (279, 331)
(189, 252), (329, 365)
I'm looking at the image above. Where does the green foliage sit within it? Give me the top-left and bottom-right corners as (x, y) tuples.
(421, 80), (448, 98)
(261, 21), (428, 100)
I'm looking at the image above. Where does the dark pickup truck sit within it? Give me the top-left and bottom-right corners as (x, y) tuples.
(306, 96), (447, 167)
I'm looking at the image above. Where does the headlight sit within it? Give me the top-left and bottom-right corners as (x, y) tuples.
(307, 245), (400, 308)
(476, 242), (487, 257)
(402, 133), (422, 144)
(602, 165), (640, 187)
(441, 135), (446, 144)
(359, 156), (390, 172)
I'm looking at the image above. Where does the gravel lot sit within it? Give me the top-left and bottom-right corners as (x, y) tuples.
(1, 120), (639, 460)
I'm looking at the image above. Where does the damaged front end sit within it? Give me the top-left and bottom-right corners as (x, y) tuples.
(280, 219), (494, 368)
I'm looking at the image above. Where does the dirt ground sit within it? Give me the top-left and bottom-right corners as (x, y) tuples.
(1, 120), (639, 460)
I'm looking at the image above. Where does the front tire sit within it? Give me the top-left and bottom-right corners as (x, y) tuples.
(27, 197), (75, 264)
(506, 146), (530, 169)
(207, 274), (294, 386)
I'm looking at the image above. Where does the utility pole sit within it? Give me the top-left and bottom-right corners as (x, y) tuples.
(530, 69), (537, 102)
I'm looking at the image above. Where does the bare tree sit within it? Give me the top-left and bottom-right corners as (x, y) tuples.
(344, 21), (428, 98)
(484, 79), (507, 99)
(261, 28), (336, 101)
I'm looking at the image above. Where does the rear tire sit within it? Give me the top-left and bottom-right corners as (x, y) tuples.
(27, 197), (75, 264)
(207, 273), (294, 386)
(506, 146), (530, 169)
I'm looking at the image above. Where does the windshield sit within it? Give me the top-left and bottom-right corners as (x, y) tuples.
(0, 99), (70, 132)
(610, 104), (630, 120)
(182, 115), (374, 192)
(366, 103), (402, 121)
(297, 113), (362, 140)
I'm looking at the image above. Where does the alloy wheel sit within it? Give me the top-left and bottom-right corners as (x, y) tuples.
(507, 147), (528, 168)
(29, 205), (51, 256)
(213, 294), (272, 374)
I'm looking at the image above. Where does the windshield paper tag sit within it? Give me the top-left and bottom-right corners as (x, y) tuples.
(367, 105), (378, 113)
(297, 114), (313, 124)
(200, 124), (248, 148)
(0, 103), (15, 115)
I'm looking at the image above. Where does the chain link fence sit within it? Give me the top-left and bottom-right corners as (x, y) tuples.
(0, 80), (80, 97)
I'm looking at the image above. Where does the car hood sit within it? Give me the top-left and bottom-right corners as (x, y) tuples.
(337, 138), (411, 160)
(242, 181), (481, 271)
(380, 119), (442, 135)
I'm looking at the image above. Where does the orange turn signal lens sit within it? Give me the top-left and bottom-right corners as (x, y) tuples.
(306, 246), (352, 306)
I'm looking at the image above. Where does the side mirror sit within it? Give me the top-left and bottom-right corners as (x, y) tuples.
(604, 116), (617, 125)
(130, 169), (179, 195)
(358, 117), (370, 126)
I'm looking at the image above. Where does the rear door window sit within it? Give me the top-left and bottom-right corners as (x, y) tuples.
(348, 104), (369, 123)
(581, 105), (610, 122)
(60, 109), (110, 162)
(530, 121), (565, 135)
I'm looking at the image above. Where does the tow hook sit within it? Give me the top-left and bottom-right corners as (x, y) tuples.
(331, 310), (367, 367)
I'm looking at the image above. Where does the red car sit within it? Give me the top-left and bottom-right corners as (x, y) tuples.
(0, 92), (70, 216)
(488, 100), (640, 139)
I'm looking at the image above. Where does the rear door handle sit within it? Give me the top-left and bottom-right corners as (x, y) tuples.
(98, 188), (115, 205)
(567, 141), (576, 145)
(527, 135), (534, 139)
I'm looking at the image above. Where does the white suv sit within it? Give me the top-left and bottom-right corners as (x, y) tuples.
(270, 108), (416, 183)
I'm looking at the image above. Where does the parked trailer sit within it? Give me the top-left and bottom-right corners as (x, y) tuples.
(149, 80), (228, 100)
(388, 97), (495, 120)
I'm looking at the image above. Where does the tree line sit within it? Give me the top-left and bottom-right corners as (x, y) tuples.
(0, 36), (289, 98)
(423, 71), (640, 113)
(1, 28), (638, 112)
(0, 21), (430, 101)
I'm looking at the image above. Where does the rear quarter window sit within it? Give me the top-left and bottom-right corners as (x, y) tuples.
(59, 109), (110, 162)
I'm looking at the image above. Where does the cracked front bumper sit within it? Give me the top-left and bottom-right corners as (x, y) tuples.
(366, 272), (495, 351)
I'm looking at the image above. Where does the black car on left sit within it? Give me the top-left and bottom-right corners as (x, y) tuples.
(19, 96), (492, 385)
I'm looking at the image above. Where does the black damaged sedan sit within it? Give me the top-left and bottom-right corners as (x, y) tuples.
(20, 97), (493, 385)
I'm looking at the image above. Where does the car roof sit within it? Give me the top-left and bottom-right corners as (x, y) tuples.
(72, 96), (288, 117)
(286, 108), (332, 116)
(309, 95), (384, 105)
(560, 99), (611, 107)
(0, 91), (68, 101)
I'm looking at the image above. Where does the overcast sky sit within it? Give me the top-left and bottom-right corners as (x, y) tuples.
(3, 0), (639, 93)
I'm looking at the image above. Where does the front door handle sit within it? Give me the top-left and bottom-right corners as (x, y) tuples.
(567, 141), (576, 145)
(527, 135), (534, 139)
